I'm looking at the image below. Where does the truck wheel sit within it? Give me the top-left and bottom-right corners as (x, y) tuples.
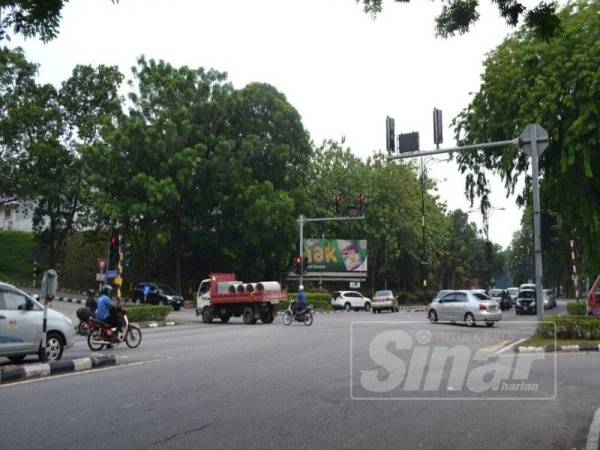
(242, 306), (256, 324)
(202, 307), (213, 323)
(220, 314), (230, 323)
(261, 311), (274, 324)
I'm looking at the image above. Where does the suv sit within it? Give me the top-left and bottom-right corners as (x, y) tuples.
(331, 291), (371, 312)
(372, 290), (399, 313)
(133, 283), (184, 310)
(515, 288), (537, 315)
(0, 282), (74, 363)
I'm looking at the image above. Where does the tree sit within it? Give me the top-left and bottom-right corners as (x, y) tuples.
(0, 0), (66, 42)
(452, 0), (600, 276)
(0, 47), (123, 266)
(357, 0), (561, 39)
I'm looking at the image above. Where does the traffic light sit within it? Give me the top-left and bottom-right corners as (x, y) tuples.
(302, 256), (308, 274)
(542, 210), (561, 248)
(109, 234), (120, 267)
(335, 192), (341, 215)
(294, 256), (302, 275)
(122, 240), (132, 268)
(358, 193), (366, 215)
(386, 116), (395, 154)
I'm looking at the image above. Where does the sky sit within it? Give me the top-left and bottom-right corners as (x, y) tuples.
(10, 0), (549, 248)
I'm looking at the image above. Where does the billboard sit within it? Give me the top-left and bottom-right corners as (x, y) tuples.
(304, 239), (367, 273)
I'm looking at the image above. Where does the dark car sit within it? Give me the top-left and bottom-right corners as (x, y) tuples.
(515, 288), (537, 315)
(133, 283), (183, 311)
(488, 289), (511, 310)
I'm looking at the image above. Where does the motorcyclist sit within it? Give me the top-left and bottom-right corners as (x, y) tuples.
(296, 285), (307, 316)
(96, 284), (122, 342)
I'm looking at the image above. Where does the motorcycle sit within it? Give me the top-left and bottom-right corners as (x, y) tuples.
(282, 303), (313, 326)
(86, 308), (142, 351)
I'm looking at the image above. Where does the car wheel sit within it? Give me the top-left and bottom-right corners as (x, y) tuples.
(486, 322), (495, 327)
(172, 304), (181, 311)
(40, 332), (64, 362)
(428, 310), (438, 323)
(464, 313), (475, 327)
(201, 307), (213, 324)
(372, 309), (377, 314)
(344, 302), (351, 312)
(364, 302), (371, 312)
(8, 355), (26, 364)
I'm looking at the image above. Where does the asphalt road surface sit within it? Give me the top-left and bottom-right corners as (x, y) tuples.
(2, 301), (600, 450)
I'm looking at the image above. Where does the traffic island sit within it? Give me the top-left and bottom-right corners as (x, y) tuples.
(515, 337), (600, 353)
(0, 354), (116, 384)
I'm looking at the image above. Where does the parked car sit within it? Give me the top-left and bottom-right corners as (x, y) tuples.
(515, 288), (537, 315)
(0, 282), (75, 363)
(544, 289), (557, 308)
(507, 287), (519, 305)
(331, 291), (371, 312)
(488, 289), (511, 310)
(427, 290), (501, 327)
(132, 283), (184, 310)
(372, 290), (399, 313)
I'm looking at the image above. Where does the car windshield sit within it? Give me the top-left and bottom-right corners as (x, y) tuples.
(375, 290), (392, 297)
(507, 288), (518, 295)
(158, 285), (174, 294)
(519, 290), (536, 299)
(488, 290), (502, 296)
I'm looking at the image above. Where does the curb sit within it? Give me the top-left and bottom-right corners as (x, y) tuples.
(516, 344), (600, 353)
(143, 321), (177, 328)
(0, 355), (116, 384)
(587, 405), (600, 450)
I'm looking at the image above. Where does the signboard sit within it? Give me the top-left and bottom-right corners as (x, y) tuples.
(96, 273), (106, 282)
(98, 259), (107, 274)
(302, 239), (367, 274)
(106, 270), (118, 279)
(349, 281), (361, 288)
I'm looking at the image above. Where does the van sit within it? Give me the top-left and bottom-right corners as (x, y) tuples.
(0, 282), (74, 363)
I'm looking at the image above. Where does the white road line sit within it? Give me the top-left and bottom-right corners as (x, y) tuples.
(586, 405), (600, 450)
(480, 340), (511, 353)
(495, 338), (528, 355)
(0, 357), (169, 388)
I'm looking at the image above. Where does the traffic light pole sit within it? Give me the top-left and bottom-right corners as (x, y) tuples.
(298, 214), (366, 287)
(388, 124), (549, 321)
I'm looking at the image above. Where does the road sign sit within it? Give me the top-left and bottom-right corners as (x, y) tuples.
(519, 124), (549, 156)
(106, 270), (118, 279)
(96, 273), (106, 282)
(98, 259), (107, 273)
(113, 275), (123, 286)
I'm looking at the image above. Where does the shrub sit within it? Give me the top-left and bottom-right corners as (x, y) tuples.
(126, 305), (171, 322)
(396, 292), (419, 305)
(288, 292), (331, 302)
(536, 315), (600, 340)
(567, 302), (586, 316)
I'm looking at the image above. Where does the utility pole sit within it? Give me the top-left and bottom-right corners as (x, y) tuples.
(388, 123), (549, 321)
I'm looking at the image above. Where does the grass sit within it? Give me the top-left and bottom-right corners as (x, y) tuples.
(0, 231), (34, 285)
(520, 336), (600, 348)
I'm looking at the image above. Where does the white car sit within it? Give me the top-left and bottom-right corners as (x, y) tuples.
(331, 291), (371, 312)
(0, 282), (75, 363)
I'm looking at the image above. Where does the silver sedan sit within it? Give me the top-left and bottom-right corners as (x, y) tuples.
(427, 290), (502, 327)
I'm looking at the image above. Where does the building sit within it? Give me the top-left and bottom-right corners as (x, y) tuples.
(0, 202), (34, 232)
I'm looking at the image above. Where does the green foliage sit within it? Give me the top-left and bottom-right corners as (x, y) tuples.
(357, 0), (560, 39)
(453, 0), (600, 276)
(126, 305), (172, 322)
(567, 302), (587, 316)
(59, 232), (106, 290)
(0, 1), (66, 42)
(536, 315), (600, 340)
(0, 231), (33, 284)
(288, 292), (332, 302)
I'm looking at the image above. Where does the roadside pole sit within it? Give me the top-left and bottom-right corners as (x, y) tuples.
(40, 268), (58, 362)
(388, 123), (549, 320)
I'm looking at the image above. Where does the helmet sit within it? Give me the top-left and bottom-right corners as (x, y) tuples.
(100, 284), (113, 296)
(299, 285), (304, 291)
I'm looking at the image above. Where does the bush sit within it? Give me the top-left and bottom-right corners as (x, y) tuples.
(567, 302), (587, 316)
(126, 305), (172, 322)
(288, 292), (331, 302)
(536, 315), (600, 340)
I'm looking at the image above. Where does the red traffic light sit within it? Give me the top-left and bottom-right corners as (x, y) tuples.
(110, 235), (119, 246)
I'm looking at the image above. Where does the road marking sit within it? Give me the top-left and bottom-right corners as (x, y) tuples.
(495, 338), (528, 355)
(586, 405), (600, 450)
(479, 340), (511, 353)
(0, 357), (169, 388)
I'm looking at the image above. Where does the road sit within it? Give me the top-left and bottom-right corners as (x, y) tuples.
(2, 301), (600, 449)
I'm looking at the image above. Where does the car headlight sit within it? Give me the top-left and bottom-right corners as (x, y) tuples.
(167, 295), (173, 300)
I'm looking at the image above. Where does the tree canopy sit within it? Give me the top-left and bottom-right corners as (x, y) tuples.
(358, 0), (561, 39)
(452, 0), (600, 275)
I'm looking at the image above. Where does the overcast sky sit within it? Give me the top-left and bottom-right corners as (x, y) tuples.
(11, 0), (551, 248)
